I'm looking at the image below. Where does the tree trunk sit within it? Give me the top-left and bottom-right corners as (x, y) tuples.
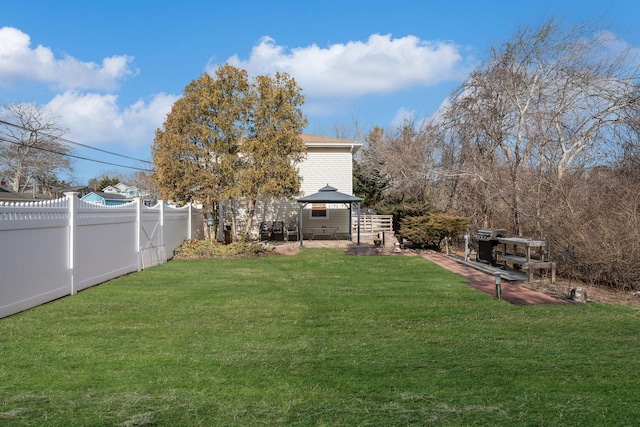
(240, 199), (257, 242)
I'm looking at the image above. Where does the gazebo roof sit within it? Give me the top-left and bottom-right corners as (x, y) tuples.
(297, 185), (363, 204)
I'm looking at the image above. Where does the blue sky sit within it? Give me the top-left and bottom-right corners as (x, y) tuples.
(2, 0), (639, 185)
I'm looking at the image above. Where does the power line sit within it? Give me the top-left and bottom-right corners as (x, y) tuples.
(57, 134), (154, 165)
(0, 119), (154, 165)
(0, 137), (154, 172)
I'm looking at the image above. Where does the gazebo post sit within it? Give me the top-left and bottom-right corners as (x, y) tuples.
(356, 202), (361, 246)
(347, 202), (351, 242)
(298, 203), (305, 247)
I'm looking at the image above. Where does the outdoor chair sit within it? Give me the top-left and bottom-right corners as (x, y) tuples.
(259, 221), (273, 241)
(272, 221), (285, 240)
(285, 220), (299, 241)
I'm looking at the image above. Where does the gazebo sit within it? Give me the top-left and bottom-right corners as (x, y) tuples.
(296, 184), (363, 247)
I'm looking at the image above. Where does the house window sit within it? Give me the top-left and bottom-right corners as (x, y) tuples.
(311, 203), (327, 218)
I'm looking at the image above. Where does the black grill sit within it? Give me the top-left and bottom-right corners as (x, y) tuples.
(474, 228), (507, 264)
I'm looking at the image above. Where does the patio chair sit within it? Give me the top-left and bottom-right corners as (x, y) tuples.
(285, 220), (299, 241)
(272, 220), (285, 240)
(259, 221), (273, 241)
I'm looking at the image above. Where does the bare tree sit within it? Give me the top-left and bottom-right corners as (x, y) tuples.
(353, 18), (640, 288)
(0, 104), (72, 194)
(359, 120), (442, 205)
(439, 18), (640, 236)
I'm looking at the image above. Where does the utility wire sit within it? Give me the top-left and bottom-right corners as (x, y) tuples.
(0, 137), (154, 173)
(57, 134), (154, 165)
(0, 119), (154, 165)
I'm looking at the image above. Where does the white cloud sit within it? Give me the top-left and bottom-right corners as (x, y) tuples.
(390, 107), (417, 128)
(0, 26), (137, 91)
(219, 34), (464, 98)
(598, 30), (640, 66)
(46, 91), (178, 149)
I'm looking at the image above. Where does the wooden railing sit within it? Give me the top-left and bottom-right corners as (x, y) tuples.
(352, 215), (393, 232)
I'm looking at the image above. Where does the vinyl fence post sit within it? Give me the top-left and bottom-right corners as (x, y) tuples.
(136, 197), (142, 272)
(159, 200), (164, 255)
(494, 271), (502, 300)
(65, 192), (79, 295)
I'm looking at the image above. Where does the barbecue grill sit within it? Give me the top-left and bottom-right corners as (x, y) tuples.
(474, 228), (507, 264)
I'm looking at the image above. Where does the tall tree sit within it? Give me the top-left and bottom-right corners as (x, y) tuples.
(357, 121), (440, 205)
(353, 127), (389, 207)
(152, 66), (249, 213)
(0, 103), (72, 194)
(151, 65), (307, 240)
(440, 18), (640, 235)
(236, 72), (307, 238)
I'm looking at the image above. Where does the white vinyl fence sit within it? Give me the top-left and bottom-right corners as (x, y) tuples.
(0, 192), (201, 319)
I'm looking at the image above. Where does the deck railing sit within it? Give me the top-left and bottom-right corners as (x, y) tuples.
(352, 214), (393, 232)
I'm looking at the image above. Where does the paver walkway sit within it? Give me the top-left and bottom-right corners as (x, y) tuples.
(420, 251), (564, 305)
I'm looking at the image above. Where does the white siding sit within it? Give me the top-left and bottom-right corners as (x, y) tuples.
(298, 147), (354, 196)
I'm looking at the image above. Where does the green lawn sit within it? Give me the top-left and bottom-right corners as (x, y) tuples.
(1, 249), (639, 426)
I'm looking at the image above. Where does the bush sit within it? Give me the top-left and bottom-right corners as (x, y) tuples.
(400, 214), (469, 251)
(376, 199), (434, 232)
(543, 166), (640, 290)
(173, 239), (270, 259)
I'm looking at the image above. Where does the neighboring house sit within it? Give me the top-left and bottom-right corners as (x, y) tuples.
(82, 191), (132, 206)
(52, 186), (94, 199)
(102, 183), (130, 194)
(0, 185), (49, 203)
(101, 183), (152, 203)
(114, 182), (129, 193)
(124, 186), (145, 199)
(230, 133), (362, 240)
(101, 185), (120, 194)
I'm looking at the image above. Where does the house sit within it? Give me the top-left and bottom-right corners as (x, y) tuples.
(123, 186), (145, 199)
(51, 186), (94, 199)
(0, 184), (49, 203)
(298, 134), (360, 198)
(101, 183), (153, 204)
(296, 134), (362, 236)
(101, 185), (120, 194)
(231, 133), (362, 240)
(81, 191), (133, 206)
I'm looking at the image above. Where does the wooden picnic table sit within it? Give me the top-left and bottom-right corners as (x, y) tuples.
(497, 237), (556, 283)
(309, 226), (340, 240)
